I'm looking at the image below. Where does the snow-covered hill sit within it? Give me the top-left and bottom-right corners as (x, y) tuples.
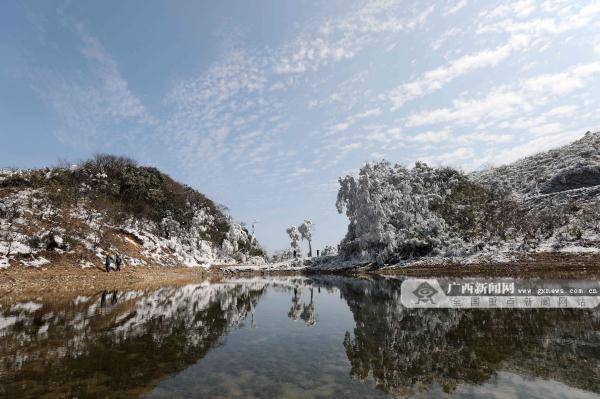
(472, 131), (600, 198)
(0, 155), (265, 269)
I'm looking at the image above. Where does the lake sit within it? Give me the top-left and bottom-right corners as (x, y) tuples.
(1, 276), (599, 398)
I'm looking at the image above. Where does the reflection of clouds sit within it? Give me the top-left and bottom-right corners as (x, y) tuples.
(455, 371), (600, 399)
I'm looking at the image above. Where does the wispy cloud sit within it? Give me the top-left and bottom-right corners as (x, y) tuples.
(274, 1), (435, 75)
(389, 36), (529, 109)
(405, 62), (600, 128)
(389, 1), (600, 110)
(32, 23), (155, 147)
(444, 0), (468, 16)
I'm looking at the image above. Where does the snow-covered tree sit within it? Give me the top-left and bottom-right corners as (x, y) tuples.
(298, 219), (314, 257)
(286, 226), (302, 256)
(336, 161), (467, 264)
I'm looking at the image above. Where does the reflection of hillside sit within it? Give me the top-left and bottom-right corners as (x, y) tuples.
(314, 277), (600, 398)
(0, 282), (266, 398)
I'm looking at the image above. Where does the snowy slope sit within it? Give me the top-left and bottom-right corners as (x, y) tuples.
(472, 131), (600, 197)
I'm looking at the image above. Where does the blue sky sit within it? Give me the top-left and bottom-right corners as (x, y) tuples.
(2, 0), (600, 252)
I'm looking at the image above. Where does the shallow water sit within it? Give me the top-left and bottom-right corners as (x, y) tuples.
(1, 276), (599, 398)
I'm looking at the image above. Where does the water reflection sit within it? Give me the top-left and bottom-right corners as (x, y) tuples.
(0, 276), (599, 398)
(288, 287), (317, 326)
(334, 277), (600, 397)
(0, 282), (267, 398)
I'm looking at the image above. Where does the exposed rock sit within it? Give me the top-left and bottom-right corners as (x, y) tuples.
(539, 165), (600, 194)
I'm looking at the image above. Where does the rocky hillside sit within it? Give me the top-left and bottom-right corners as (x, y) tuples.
(0, 155), (265, 269)
(473, 131), (600, 247)
(472, 131), (600, 198)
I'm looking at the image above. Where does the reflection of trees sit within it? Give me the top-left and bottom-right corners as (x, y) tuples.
(0, 283), (266, 398)
(288, 287), (303, 320)
(331, 277), (600, 398)
(300, 288), (316, 326)
(287, 286), (317, 326)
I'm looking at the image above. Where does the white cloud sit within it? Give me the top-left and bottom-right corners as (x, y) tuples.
(530, 122), (563, 136)
(480, 132), (580, 166)
(480, 2), (600, 36)
(427, 147), (474, 164)
(456, 133), (513, 144)
(340, 142), (362, 152)
(479, 1), (535, 20)
(444, 0), (468, 16)
(391, 1), (600, 109)
(522, 62), (600, 95)
(389, 35), (530, 108)
(430, 27), (462, 50)
(405, 61), (600, 128)
(275, 1), (435, 75)
(274, 37), (356, 75)
(544, 105), (577, 118)
(325, 107), (382, 136)
(411, 130), (450, 143)
(329, 121), (352, 134)
(406, 88), (530, 127)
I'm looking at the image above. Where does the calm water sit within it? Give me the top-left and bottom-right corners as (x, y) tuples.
(1, 276), (599, 399)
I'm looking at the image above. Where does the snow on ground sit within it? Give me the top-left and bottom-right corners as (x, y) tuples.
(20, 256), (50, 268)
(221, 258), (307, 273)
(10, 302), (43, 312)
(559, 245), (600, 254)
(0, 316), (17, 331)
(79, 260), (95, 269)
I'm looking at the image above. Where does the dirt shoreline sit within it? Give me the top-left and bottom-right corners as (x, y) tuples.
(0, 264), (210, 303)
(2, 253), (599, 302)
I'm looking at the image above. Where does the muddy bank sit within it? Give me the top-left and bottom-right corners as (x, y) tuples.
(375, 252), (600, 278)
(0, 264), (209, 303)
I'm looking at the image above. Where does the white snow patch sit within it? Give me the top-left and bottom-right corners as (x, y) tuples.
(79, 260), (95, 269)
(560, 245), (600, 254)
(20, 256), (50, 268)
(11, 302), (43, 312)
(0, 316), (17, 331)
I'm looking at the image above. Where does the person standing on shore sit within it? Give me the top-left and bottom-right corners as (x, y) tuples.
(115, 253), (122, 271)
(105, 253), (113, 273)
